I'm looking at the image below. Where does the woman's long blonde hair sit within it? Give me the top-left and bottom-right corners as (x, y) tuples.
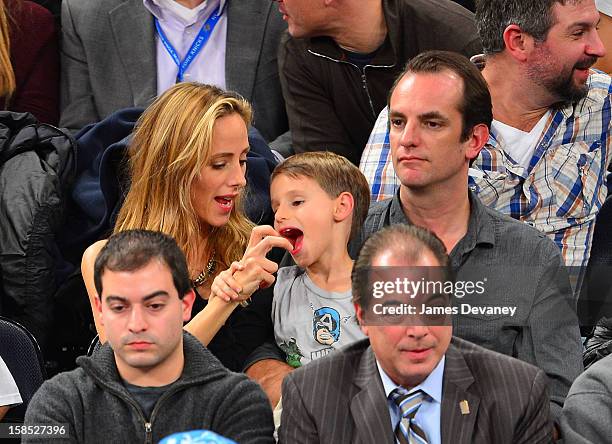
(114, 82), (254, 276)
(0, 0), (16, 103)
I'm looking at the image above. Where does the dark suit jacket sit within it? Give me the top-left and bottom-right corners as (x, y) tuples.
(279, 337), (553, 444)
(59, 0), (288, 142)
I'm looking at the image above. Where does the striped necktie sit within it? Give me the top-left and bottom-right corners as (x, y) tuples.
(390, 388), (429, 444)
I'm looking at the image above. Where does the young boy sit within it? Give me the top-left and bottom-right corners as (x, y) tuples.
(213, 151), (371, 368)
(269, 151), (371, 367)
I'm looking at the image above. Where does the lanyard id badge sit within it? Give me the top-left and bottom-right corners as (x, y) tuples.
(155, 4), (222, 82)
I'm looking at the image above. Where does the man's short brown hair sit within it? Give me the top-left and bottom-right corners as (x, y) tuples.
(388, 50), (492, 142)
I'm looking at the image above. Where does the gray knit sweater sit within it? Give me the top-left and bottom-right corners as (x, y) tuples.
(23, 332), (274, 443)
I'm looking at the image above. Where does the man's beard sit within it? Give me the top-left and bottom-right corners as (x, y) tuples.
(528, 55), (598, 107)
(550, 57), (598, 105)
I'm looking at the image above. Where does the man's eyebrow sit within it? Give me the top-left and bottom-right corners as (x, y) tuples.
(389, 109), (406, 119)
(142, 291), (170, 302)
(419, 111), (449, 122)
(104, 291), (170, 304)
(568, 18), (601, 29)
(105, 295), (128, 304)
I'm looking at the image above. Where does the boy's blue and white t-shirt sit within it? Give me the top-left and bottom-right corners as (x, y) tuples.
(272, 265), (365, 368)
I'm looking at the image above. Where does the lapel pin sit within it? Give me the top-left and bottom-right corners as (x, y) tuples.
(459, 400), (470, 415)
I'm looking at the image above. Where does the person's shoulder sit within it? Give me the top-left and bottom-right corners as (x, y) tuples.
(393, 0), (475, 21)
(358, 198), (392, 242)
(367, 198), (392, 218)
(567, 353), (612, 397)
(13, 1), (54, 24)
(584, 70), (612, 105)
(277, 265), (303, 282)
(363, 198), (392, 227)
(480, 203), (560, 260)
(63, 0), (133, 18)
(482, 203), (542, 238)
(24, 368), (90, 431)
(274, 265), (304, 297)
(279, 30), (310, 57)
(41, 367), (89, 388)
(228, 0), (280, 17)
(184, 335), (269, 401)
(7, 1), (55, 39)
(201, 365), (267, 398)
(29, 366), (91, 408)
(450, 337), (543, 383)
(559, 352), (612, 443)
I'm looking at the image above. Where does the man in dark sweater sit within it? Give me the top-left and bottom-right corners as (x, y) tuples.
(23, 230), (274, 444)
(275, 0), (481, 164)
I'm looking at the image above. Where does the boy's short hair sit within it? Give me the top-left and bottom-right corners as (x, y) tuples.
(271, 151), (370, 241)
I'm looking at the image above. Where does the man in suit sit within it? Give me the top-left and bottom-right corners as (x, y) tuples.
(350, 50), (582, 424)
(60, 0), (288, 147)
(279, 224), (553, 443)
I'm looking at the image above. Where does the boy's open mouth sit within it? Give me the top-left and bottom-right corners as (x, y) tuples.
(279, 227), (304, 254)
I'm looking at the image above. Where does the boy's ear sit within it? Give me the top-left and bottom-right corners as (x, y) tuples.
(334, 192), (354, 223)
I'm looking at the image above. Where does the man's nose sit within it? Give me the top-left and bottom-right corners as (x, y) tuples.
(405, 325), (430, 339)
(399, 121), (421, 147)
(589, 27), (607, 58)
(127, 306), (147, 333)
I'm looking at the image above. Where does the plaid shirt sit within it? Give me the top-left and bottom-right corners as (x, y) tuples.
(360, 71), (612, 269)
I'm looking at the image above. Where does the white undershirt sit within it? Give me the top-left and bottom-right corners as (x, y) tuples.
(0, 356), (22, 407)
(491, 110), (551, 169)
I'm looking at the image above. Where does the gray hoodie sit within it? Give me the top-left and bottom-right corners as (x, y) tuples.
(23, 332), (274, 443)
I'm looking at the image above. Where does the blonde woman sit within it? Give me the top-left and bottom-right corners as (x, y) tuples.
(82, 82), (291, 371)
(0, 0), (58, 124)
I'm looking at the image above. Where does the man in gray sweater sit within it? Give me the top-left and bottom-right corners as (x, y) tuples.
(23, 230), (274, 444)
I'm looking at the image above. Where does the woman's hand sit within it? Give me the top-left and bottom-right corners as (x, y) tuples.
(216, 225), (293, 300)
(211, 261), (247, 302)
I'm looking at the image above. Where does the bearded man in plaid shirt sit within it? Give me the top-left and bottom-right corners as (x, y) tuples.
(361, 0), (610, 288)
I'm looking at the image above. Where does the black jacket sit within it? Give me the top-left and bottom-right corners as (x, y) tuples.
(279, 0), (482, 165)
(0, 111), (76, 347)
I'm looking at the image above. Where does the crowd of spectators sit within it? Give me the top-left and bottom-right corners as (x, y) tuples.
(1, 0), (611, 442)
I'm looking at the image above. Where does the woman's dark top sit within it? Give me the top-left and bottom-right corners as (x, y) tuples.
(191, 284), (276, 372)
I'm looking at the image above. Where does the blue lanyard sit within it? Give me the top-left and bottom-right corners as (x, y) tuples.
(154, 4), (222, 82)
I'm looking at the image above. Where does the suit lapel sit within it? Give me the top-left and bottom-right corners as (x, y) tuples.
(225, 0), (269, 100)
(441, 342), (480, 444)
(350, 347), (396, 444)
(109, 0), (157, 106)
